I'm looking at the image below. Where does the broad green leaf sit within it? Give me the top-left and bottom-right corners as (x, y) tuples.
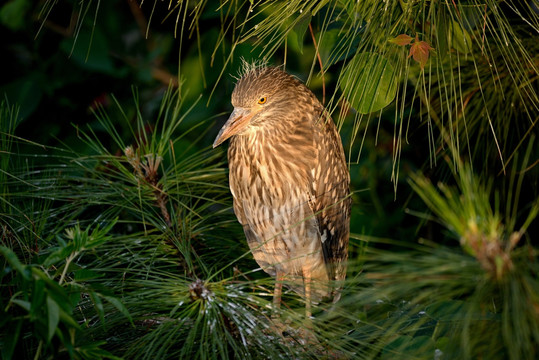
(461, 5), (485, 30)
(449, 20), (472, 54)
(318, 28), (340, 64)
(436, 336), (450, 351)
(340, 52), (397, 114)
(0, 77), (43, 121)
(291, 12), (312, 54)
(60, 27), (116, 75)
(0, 0), (30, 31)
(46, 295), (60, 341)
(435, 13), (449, 59)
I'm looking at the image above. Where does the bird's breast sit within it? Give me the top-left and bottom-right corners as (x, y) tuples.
(228, 128), (315, 207)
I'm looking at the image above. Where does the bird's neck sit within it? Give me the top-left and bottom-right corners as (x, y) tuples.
(236, 113), (311, 148)
(228, 113), (317, 188)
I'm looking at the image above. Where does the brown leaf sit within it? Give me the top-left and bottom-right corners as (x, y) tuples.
(409, 39), (434, 69)
(389, 34), (413, 46)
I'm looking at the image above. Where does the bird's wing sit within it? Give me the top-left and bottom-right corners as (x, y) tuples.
(228, 130), (325, 284)
(232, 192), (279, 276)
(309, 111), (351, 292)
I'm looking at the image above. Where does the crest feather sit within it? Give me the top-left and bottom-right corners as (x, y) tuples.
(233, 58), (270, 81)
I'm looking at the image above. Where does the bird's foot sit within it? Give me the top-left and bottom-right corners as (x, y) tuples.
(267, 317), (318, 346)
(266, 316), (290, 337)
(292, 325), (319, 346)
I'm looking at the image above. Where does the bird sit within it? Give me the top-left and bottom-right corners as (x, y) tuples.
(213, 63), (350, 318)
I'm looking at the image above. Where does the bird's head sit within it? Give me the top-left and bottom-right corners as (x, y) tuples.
(213, 65), (309, 148)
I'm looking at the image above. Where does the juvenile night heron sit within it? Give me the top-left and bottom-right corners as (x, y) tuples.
(213, 64), (350, 318)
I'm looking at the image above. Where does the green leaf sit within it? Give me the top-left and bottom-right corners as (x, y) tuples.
(0, 77), (43, 121)
(60, 27), (116, 75)
(318, 28), (340, 64)
(11, 299), (31, 311)
(291, 12), (311, 54)
(46, 295), (60, 342)
(85, 221), (116, 249)
(89, 291), (105, 326)
(381, 335), (413, 359)
(74, 268), (104, 281)
(340, 52), (397, 114)
(435, 13), (449, 59)
(389, 34), (413, 46)
(0, 246), (30, 280)
(103, 295), (133, 325)
(382, 335), (435, 359)
(76, 341), (124, 360)
(58, 308), (81, 329)
(426, 300), (466, 321)
(449, 20), (472, 53)
(30, 279), (46, 319)
(43, 246), (72, 267)
(33, 268), (77, 317)
(0, 0), (30, 31)
(0, 318), (22, 360)
(436, 336), (450, 351)
(461, 5), (484, 30)
(66, 285), (82, 308)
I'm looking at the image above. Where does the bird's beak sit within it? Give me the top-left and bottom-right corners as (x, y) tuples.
(213, 107), (254, 148)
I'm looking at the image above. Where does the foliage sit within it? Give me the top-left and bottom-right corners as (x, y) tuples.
(0, 224), (125, 360)
(1, 0), (538, 359)
(409, 157), (539, 359)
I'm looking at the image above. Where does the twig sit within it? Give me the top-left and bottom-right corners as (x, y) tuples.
(451, 0), (461, 18)
(127, 0), (148, 37)
(125, 147), (172, 227)
(154, 188), (172, 227)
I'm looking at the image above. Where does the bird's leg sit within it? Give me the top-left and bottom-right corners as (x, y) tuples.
(302, 268), (312, 319)
(299, 267), (319, 345)
(272, 270), (284, 318)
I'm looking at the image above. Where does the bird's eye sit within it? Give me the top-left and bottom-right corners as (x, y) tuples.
(258, 96), (267, 104)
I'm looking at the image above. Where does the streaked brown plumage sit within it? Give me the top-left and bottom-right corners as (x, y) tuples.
(213, 64), (350, 317)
